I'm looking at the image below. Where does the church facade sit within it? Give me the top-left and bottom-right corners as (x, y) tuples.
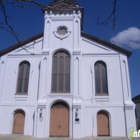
(0, 0), (136, 138)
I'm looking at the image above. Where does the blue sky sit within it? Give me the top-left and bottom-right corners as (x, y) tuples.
(0, 0), (140, 97)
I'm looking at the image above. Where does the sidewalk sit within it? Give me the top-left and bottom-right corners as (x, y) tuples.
(0, 135), (139, 140)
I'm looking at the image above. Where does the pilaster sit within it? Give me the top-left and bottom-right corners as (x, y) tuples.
(43, 11), (52, 51)
(38, 51), (49, 99)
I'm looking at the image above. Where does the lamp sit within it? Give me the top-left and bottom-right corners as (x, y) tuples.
(75, 108), (79, 121)
(39, 108), (43, 122)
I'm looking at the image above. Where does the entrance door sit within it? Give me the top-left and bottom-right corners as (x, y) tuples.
(97, 111), (110, 136)
(50, 102), (69, 137)
(13, 110), (25, 134)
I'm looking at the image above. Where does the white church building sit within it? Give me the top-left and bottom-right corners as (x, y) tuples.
(0, 0), (136, 138)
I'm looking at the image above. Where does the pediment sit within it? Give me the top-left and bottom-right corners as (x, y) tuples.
(82, 38), (118, 54)
(52, 2), (77, 9)
(81, 32), (131, 57)
(46, 0), (79, 10)
(8, 38), (43, 55)
(14, 44), (35, 54)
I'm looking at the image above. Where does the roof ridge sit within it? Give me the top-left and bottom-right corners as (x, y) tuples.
(0, 32), (43, 56)
(81, 31), (132, 57)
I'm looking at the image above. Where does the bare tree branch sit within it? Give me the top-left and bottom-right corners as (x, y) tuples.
(0, 0), (38, 54)
(97, 0), (119, 30)
(0, 0), (122, 54)
(20, 0), (44, 8)
(0, 23), (10, 31)
(0, 0), (20, 42)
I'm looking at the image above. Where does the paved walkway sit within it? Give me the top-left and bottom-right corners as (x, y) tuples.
(0, 135), (139, 140)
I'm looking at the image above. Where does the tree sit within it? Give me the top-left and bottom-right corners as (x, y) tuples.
(97, 0), (118, 30)
(0, 0), (118, 43)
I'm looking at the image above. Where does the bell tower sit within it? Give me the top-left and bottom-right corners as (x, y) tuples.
(36, 1), (84, 138)
(42, 0), (84, 52)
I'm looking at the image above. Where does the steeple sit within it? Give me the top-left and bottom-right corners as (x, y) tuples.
(42, 0), (84, 51)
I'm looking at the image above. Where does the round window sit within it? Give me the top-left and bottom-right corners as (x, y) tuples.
(57, 26), (67, 35)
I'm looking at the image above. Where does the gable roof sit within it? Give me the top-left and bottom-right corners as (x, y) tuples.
(0, 33), (43, 56)
(132, 94), (140, 103)
(0, 32), (132, 57)
(81, 32), (132, 57)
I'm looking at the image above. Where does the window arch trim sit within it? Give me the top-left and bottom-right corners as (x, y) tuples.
(52, 48), (71, 57)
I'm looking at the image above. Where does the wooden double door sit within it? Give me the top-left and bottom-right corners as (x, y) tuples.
(50, 102), (69, 137)
(13, 110), (25, 134)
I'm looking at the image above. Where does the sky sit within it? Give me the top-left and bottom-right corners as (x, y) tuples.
(0, 0), (140, 98)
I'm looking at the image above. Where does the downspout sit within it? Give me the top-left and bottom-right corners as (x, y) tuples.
(119, 55), (128, 137)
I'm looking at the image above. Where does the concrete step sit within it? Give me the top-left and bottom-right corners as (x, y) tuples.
(0, 135), (139, 140)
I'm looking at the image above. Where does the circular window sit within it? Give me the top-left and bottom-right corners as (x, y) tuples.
(57, 26), (67, 35)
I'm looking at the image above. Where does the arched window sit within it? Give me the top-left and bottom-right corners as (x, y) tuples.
(16, 61), (30, 94)
(51, 51), (70, 93)
(95, 61), (108, 95)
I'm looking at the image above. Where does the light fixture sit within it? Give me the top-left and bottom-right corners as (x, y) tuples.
(39, 108), (43, 122)
(75, 108), (79, 121)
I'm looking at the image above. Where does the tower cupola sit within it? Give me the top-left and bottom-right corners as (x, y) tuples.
(42, 0), (84, 51)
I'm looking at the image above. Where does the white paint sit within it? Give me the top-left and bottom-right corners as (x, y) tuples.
(135, 102), (140, 129)
(0, 1), (136, 139)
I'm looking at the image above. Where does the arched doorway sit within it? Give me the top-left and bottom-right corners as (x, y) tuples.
(50, 101), (69, 137)
(13, 110), (25, 134)
(97, 110), (110, 136)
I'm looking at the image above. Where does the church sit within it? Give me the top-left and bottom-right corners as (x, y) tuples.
(0, 0), (136, 138)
